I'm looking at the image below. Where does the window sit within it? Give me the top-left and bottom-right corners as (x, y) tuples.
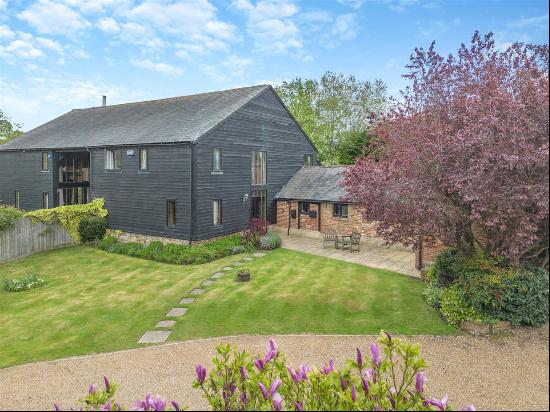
(43, 192), (49, 209)
(105, 149), (122, 170)
(213, 199), (222, 226)
(167, 200), (176, 227)
(42, 152), (49, 171)
(15, 191), (20, 209)
(251, 190), (267, 220)
(251, 151), (267, 185)
(304, 154), (312, 166)
(333, 203), (349, 218)
(58, 187), (88, 206)
(212, 148), (222, 172)
(139, 148), (148, 171)
(300, 202), (310, 214)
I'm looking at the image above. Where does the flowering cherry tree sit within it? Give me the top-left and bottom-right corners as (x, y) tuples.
(344, 32), (549, 267)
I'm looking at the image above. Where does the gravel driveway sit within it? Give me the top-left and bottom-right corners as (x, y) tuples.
(0, 329), (548, 411)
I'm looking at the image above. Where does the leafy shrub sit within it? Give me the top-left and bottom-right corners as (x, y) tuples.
(78, 216), (108, 243)
(242, 218), (270, 248)
(61, 333), (475, 411)
(231, 245), (246, 254)
(3, 273), (47, 292)
(97, 234), (245, 265)
(421, 283), (446, 309)
(439, 284), (494, 326)
(25, 198), (108, 242)
(428, 248), (460, 287)
(259, 230), (282, 250)
(0, 204), (24, 231)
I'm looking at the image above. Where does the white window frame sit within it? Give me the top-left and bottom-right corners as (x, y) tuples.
(251, 151), (267, 185)
(139, 148), (148, 171)
(105, 149), (122, 170)
(213, 199), (222, 226)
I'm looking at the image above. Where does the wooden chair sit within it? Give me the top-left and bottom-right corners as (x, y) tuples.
(350, 232), (361, 252)
(322, 230), (337, 248)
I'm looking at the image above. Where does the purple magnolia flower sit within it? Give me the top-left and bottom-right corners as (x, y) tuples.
(389, 387), (397, 395)
(294, 401), (303, 411)
(254, 358), (265, 371)
(426, 394), (449, 411)
(116, 401), (123, 411)
(357, 348), (363, 369)
(195, 365), (207, 385)
(361, 376), (369, 396)
(297, 365), (310, 381)
(461, 404), (476, 411)
(240, 366), (247, 381)
(351, 384), (357, 402)
(370, 342), (380, 367)
(103, 376), (111, 392)
(264, 349), (277, 364)
(171, 401), (180, 411)
(151, 396), (166, 411)
(415, 372), (426, 394)
(363, 368), (375, 383)
(340, 376), (349, 391)
(88, 384), (98, 395)
(287, 366), (299, 384)
(258, 382), (268, 400)
(54, 404), (61, 411)
(99, 400), (111, 411)
(270, 379), (282, 398)
(268, 338), (277, 352)
(272, 393), (283, 412)
(322, 359), (334, 375)
(239, 392), (248, 405)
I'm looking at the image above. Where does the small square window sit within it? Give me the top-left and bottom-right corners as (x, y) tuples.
(105, 149), (122, 170)
(42, 152), (49, 171)
(139, 148), (148, 171)
(43, 192), (49, 209)
(212, 148), (222, 171)
(304, 154), (312, 166)
(167, 200), (176, 227)
(300, 202), (310, 214)
(213, 199), (222, 226)
(333, 203), (349, 218)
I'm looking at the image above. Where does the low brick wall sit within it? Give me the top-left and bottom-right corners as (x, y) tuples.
(113, 231), (240, 246)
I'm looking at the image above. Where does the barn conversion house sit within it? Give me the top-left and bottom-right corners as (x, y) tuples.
(0, 85), (318, 242)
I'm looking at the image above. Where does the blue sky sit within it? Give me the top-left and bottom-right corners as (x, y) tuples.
(0, 0), (548, 131)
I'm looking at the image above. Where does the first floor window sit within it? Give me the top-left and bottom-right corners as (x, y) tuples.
(304, 154), (312, 166)
(333, 203), (349, 218)
(15, 190), (20, 209)
(42, 152), (49, 171)
(43, 192), (49, 209)
(212, 148), (222, 171)
(300, 202), (310, 214)
(105, 149), (122, 170)
(139, 148), (148, 171)
(213, 199), (222, 226)
(251, 151), (267, 185)
(167, 200), (176, 227)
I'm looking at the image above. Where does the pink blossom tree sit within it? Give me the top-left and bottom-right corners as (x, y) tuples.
(344, 32), (549, 268)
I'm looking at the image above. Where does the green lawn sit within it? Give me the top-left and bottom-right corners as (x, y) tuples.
(0, 246), (455, 368)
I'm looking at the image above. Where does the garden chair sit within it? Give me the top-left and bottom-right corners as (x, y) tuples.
(350, 232), (361, 252)
(322, 229), (338, 248)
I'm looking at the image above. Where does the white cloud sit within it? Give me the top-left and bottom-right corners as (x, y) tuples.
(97, 17), (120, 34)
(36, 37), (64, 54)
(331, 13), (357, 40)
(0, 39), (44, 58)
(17, 0), (90, 36)
(493, 31), (531, 51)
(119, 22), (164, 48)
(337, 0), (364, 9)
(301, 55), (313, 63)
(130, 59), (183, 75)
(201, 54), (253, 82)
(507, 13), (549, 30)
(0, 24), (14, 40)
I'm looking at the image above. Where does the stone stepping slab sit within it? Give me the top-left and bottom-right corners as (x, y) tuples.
(253, 252), (266, 257)
(212, 272), (225, 279)
(155, 320), (176, 328)
(180, 297), (196, 304)
(166, 307), (188, 317)
(138, 330), (172, 344)
(243, 257), (254, 261)
(222, 266), (233, 271)
(189, 288), (205, 295)
(201, 279), (216, 287)
(231, 261), (244, 266)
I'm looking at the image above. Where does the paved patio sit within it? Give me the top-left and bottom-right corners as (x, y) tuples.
(280, 234), (420, 277)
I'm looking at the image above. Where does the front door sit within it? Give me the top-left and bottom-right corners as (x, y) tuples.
(251, 190), (267, 220)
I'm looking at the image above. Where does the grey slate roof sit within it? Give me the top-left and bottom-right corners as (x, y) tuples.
(275, 166), (350, 203)
(0, 85), (270, 150)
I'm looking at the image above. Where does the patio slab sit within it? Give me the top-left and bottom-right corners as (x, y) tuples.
(253, 252), (266, 257)
(155, 320), (176, 328)
(137, 331), (172, 344)
(243, 257), (254, 261)
(166, 308), (188, 317)
(222, 266), (233, 271)
(201, 279), (216, 287)
(231, 261), (244, 266)
(212, 272), (225, 279)
(189, 288), (205, 295)
(179, 297), (196, 304)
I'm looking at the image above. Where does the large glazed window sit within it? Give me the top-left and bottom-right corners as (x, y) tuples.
(167, 200), (176, 227)
(139, 148), (148, 171)
(213, 199), (222, 226)
(251, 151), (267, 185)
(212, 148), (222, 171)
(105, 149), (122, 170)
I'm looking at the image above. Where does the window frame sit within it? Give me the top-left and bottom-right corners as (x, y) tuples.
(212, 148), (222, 172)
(43, 192), (49, 209)
(300, 202), (310, 214)
(333, 203), (349, 219)
(166, 199), (176, 228)
(212, 199), (222, 226)
(15, 190), (20, 209)
(251, 150), (267, 186)
(304, 154), (312, 166)
(139, 148), (148, 171)
(41, 152), (50, 172)
(104, 148), (122, 171)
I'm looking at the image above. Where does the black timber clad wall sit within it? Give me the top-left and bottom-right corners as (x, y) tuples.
(194, 88), (318, 240)
(0, 151), (53, 210)
(91, 144), (192, 239)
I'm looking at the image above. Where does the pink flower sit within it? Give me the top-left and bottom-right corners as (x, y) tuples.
(254, 358), (265, 371)
(357, 348), (363, 369)
(351, 384), (357, 402)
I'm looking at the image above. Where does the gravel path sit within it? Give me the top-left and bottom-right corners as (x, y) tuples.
(0, 329), (548, 411)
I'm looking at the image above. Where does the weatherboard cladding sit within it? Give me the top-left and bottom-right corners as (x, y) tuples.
(275, 166), (349, 203)
(0, 85), (269, 151)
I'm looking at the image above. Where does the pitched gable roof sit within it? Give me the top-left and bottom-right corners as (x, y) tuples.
(0, 85), (270, 150)
(275, 165), (349, 202)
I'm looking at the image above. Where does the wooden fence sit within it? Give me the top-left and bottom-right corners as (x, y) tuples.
(0, 217), (73, 262)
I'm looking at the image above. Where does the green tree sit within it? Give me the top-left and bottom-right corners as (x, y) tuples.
(0, 110), (24, 144)
(276, 72), (387, 164)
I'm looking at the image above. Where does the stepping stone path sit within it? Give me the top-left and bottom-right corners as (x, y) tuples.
(180, 297), (196, 304)
(189, 288), (205, 295)
(212, 272), (225, 279)
(138, 331), (172, 344)
(201, 279), (216, 287)
(232, 261), (244, 266)
(253, 252), (266, 257)
(243, 257), (253, 261)
(223, 266), (233, 271)
(166, 308), (188, 317)
(155, 320), (176, 328)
